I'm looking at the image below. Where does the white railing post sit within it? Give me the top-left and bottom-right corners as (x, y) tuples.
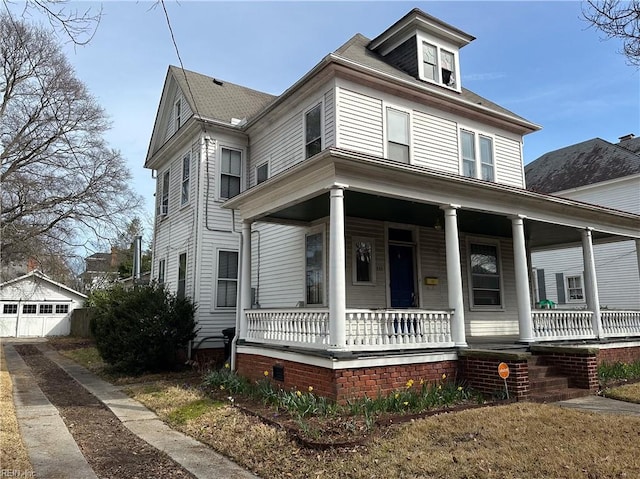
(442, 205), (467, 347)
(582, 228), (603, 338)
(329, 185), (347, 350)
(512, 215), (534, 342)
(239, 221), (252, 340)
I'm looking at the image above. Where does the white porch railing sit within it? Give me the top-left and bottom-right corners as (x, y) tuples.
(602, 311), (640, 338)
(532, 310), (595, 340)
(244, 308), (454, 351)
(345, 309), (453, 350)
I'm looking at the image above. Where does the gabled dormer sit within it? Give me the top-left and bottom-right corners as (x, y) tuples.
(368, 8), (475, 92)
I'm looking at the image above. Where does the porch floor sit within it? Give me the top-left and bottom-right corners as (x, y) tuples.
(466, 335), (528, 352)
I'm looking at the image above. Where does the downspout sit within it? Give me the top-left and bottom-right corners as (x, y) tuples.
(230, 208), (242, 371)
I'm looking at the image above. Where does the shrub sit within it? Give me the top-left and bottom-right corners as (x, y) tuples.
(89, 283), (197, 374)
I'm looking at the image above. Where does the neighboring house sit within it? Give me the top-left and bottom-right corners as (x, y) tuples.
(145, 9), (640, 401)
(526, 135), (640, 310)
(81, 249), (127, 292)
(0, 270), (87, 337)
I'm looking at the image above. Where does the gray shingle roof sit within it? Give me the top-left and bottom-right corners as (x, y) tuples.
(525, 137), (640, 193)
(619, 136), (640, 154)
(169, 66), (276, 124)
(333, 34), (533, 125)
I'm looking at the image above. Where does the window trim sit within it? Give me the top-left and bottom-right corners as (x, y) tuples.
(418, 37), (461, 92)
(157, 258), (166, 285)
(303, 102), (323, 159)
(174, 98), (182, 131)
(215, 249), (239, 309)
(160, 169), (170, 216)
(459, 129), (496, 182)
(304, 224), (326, 306)
(177, 252), (187, 300)
(466, 237), (505, 311)
(385, 106), (412, 164)
(352, 236), (376, 285)
(181, 151), (191, 206)
(564, 274), (585, 303)
(219, 145), (243, 200)
(255, 161), (269, 185)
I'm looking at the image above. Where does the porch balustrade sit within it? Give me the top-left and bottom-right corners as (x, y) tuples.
(601, 311), (640, 338)
(244, 308), (454, 351)
(532, 310), (595, 340)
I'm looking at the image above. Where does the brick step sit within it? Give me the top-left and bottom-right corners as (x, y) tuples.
(528, 364), (559, 379)
(530, 375), (570, 391)
(528, 387), (592, 403)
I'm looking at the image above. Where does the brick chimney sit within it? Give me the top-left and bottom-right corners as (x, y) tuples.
(27, 257), (39, 272)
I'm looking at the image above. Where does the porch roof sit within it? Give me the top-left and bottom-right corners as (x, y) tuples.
(224, 148), (640, 249)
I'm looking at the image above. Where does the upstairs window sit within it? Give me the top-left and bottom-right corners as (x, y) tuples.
(174, 99), (182, 131)
(421, 41), (458, 89)
(387, 108), (410, 163)
(256, 162), (268, 185)
(181, 152), (190, 205)
(305, 104), (322, 159)
(460, 130), (495, 182)
(158, 258), (166, 284)
(160, 170), (170, 215)
(221, 148), (242, 199)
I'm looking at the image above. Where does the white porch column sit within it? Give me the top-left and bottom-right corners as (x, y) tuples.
(442, 205), (467, 347)
(512, 215), (534, 343)
(582, 228), (603, 338)
(329, 185), (347, 350)
(239, 221), (252, 340)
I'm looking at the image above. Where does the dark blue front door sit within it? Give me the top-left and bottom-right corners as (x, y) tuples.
(389, 244), (415, 307)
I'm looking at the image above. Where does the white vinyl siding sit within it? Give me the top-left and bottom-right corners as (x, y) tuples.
(164, 90), (192, 142)
(324, 89), (335, 148)
(250, 112), (303, 180)
(337, 88), (384, 156)
(345, 219), (386, 308)
(494, 135), (524, 187)
(412, 111), (459, 172)
(558, 177), (640, 214)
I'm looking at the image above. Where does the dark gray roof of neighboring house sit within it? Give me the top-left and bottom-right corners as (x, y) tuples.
(169, 66), (276, 124)
(333, 34), (533, 126)
(619, 135), (640, 154)
(524, 137), (640, 194)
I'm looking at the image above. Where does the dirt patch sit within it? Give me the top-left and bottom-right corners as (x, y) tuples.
(14, 344), (195, 479)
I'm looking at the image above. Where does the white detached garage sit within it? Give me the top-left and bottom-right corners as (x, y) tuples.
(0, 271), (87, 337)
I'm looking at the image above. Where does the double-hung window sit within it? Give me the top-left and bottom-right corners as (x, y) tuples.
(177, 253), (186, 299)
(158, 259), (166, 284)
(181, 152), (190, 205)
(460, 130), (494, 181)
(174, 99), (182, 131)
(566, 275), (584, 302)
(217, 251), (238, 308)
(221, 148), (241, 199)
(160, 170), (170, 215)
(469, 242), (502, 307)
(305, 104), (322, 159)
(256, 163), (268, 185)
(305, 229), (324, 305)
(422, 41), (458, 89)
(387, 108), (410, 163)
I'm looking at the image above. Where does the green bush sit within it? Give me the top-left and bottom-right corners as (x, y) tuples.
(89, 283), (197, 374)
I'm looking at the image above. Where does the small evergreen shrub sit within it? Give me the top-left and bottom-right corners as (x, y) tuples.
(89, 283), (197, 374)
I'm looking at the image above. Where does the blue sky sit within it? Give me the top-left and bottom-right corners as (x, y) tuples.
(8, 1), (640, 223)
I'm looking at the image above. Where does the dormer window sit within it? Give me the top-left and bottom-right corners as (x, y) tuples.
(421, 41), (457, 89)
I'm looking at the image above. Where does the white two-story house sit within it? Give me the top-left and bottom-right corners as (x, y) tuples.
(145, 9), (640, 401)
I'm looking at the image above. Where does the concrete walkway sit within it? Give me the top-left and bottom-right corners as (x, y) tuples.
(2, 340), (259, 479)
(557, 395), (640, 416)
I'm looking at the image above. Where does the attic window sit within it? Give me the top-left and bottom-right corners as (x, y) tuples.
(421, 41), (458, 89)
(174, 99), (182, 130)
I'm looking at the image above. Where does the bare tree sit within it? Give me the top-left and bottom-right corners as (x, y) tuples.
(0, 13), (142, 281)
(583, 0), (640, 66)
(3, 0), (101, 45)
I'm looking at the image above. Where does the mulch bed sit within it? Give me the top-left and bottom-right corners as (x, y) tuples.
(14, 344), (196, 479)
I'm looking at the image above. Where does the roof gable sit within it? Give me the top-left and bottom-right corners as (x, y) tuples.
(525, 137), (640, 193)
(0, 270), (87, 300)
(145, 66), (276, 165)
